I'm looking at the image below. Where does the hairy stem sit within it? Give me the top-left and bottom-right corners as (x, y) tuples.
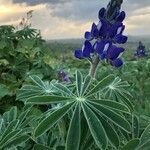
(89, 56), (100, 78)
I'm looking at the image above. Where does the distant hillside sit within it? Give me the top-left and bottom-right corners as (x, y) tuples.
(47, 38), (83, 45)
(47, 35), (150, 44)
(128, 35), (150, 43)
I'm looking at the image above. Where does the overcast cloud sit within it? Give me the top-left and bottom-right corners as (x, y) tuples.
(0, 0), (150, 39)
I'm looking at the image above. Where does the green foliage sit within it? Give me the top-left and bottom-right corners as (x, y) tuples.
(18, 71), (133, 149)
(0, 25), (54, 113)
(0, 106), (31, 149)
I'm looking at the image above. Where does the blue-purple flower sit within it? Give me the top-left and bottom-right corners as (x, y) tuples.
(134, 41), (148, 58)
(74, 5), (128, 68)
(74, 40), (94, 59)
(58, 70), (71, 83)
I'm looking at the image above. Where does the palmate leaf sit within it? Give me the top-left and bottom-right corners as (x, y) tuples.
(17, 75), (55, 100)
(0, 106), (33, 150)
(23, 70), (132, 149)
(103, 77), (134, 111)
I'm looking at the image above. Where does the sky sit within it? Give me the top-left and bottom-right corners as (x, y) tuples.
(0, 0), (150, 39)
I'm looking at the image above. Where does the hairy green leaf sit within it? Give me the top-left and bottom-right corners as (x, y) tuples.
(26, 95), (74, 105)
(122, 139), (140, 150)
(66, 103), (81, 150)
(76, 70), (83, 96)
(89, 100), (129, 113)
(82, 103), (108, 149)
(81, 75), (92, 96)
(90, 102), (131, 133)
(86, 74), (114, 97)
(34, 102), (75, 137)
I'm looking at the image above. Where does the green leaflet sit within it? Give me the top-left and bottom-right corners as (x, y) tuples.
(140, 124), (150, 144)
(136, 124), (150, 150)
(85, 74), (114, 97)
(116, 90), (134, 111)
(0, 129), (22, 147)
(82, 103), (108, 150)
(76, 70), (83, 96)
(121, 139), (140, 150)
(137, 140), (150, 150)
(26, 95), (74, 105)
(8, 107), (17, 122)
(81, 75), (92, 96)
(30, 75), (47, 89)
(18, 106), (32, 126)
(33, 144), (52, 150)
(132, 115), (139, 138)
(89, 102), (131, 133)
(53, 83), (74, 96)
(1, 120), (19, 140)
(97, 114), (120, 148)
(34, 102), (75, 137)
(66, 103), (81, 150)
(88, 100), (129, 113)
(79, 118), (93, 150)
(1, 134), (30, 150)
(0, 84), (9, 98)
(17, 85), (44, 100)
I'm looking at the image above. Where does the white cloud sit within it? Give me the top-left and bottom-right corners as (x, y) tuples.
(124, 6), (150, 35)
(0, 0), (150, 39)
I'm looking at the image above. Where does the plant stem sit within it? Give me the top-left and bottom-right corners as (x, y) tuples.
(89, 56), (100, 78)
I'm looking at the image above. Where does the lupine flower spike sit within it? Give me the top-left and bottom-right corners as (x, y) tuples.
(134, 41), (148, 58)
(74, 0), (127, 78)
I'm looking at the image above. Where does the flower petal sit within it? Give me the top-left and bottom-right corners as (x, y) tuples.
(100, 52), (107, 60)
(108, 22), (123, 38)
(99, 18), (108, 37)
(111, 58), (123, 67)
(117, 25), (125, 35)
(74, 50), (83, 59)
(107, 45), (124, 60)
(116, 11), (126, 22)
(84, 31), (93, 40)
(95, 40), (111, 55)
(83, 41), (93, 57)
(114, 34), (128, 44)
(91, 23), (99, 37)
(98, 7), (106, 19)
